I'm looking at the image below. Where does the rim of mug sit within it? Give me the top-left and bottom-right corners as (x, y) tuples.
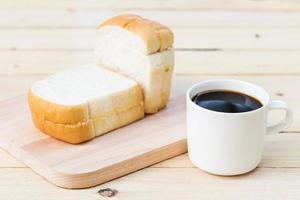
(186, 79), (270, 115)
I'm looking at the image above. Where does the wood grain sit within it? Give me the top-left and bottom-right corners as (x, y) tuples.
(175, 50), (300, 75)
(0, 168), (99, 200)
(0, 75), (44, 101)
(98, 167), (300, 200)
(2, 0), (300, 11)
(2, 50), (300, 75)
(1, 167), (300, 200)
(0, 51), (93, 75)
(3, 10), (300, 28)
(1, 27), (300, 50)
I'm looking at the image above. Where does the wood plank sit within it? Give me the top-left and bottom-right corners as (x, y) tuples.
(0, 168), (98, 200)
(1, 27), (300, 50)
(1, 167), (300, 199)
(175, 50), (300, 75)
(175, 27), (300, 49)
(0, 75), (44, 101)
(0, 29), (94, 50)
(2, 10), (300, 28)
(0, 51), (93, 75)
(2, 50), (299, 75)
(1, 0), (300, 11)
(99, 167), (300, 200)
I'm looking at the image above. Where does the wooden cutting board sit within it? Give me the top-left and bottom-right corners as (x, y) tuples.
(0, 76), (194, 189)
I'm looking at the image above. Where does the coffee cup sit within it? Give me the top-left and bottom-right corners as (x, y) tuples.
(186, 79), (293, 175)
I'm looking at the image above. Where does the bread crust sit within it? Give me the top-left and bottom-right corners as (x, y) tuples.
(30, 103), (144, 144)
(28, 82), (145, 144)
(97, 14), (174, 54)
(31, 114), (95, 144)
(28, 89), (89, 124)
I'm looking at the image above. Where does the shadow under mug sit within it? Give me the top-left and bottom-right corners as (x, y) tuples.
(186, 79), (293, 176)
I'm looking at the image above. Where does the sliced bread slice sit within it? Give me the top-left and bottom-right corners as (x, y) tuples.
(95, 14), (174, 114)
(28, 65), (144, 144)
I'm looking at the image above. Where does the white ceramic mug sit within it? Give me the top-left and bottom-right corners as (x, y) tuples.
(186, 79), (293, 175)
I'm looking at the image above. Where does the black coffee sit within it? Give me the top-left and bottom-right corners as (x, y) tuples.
(192, 90), (262, 113)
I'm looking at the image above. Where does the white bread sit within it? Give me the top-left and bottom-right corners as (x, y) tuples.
(28, 65), (144, 144)
(95, 14), (174, 113)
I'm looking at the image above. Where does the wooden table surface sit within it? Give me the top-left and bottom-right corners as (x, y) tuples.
(1, 1), (300, 199)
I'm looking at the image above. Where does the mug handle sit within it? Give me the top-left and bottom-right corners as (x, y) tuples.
(267, 100), (293, 135)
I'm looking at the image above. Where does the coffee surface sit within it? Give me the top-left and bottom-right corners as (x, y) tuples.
(192, 90), (262, 113)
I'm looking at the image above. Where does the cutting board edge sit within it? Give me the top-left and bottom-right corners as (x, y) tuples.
(9, 138), (187, 188)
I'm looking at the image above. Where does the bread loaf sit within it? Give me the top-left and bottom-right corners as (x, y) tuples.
(28, 65), (144, 144)
(28, 14), (175, 143)
(96, 14), (174, 113)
